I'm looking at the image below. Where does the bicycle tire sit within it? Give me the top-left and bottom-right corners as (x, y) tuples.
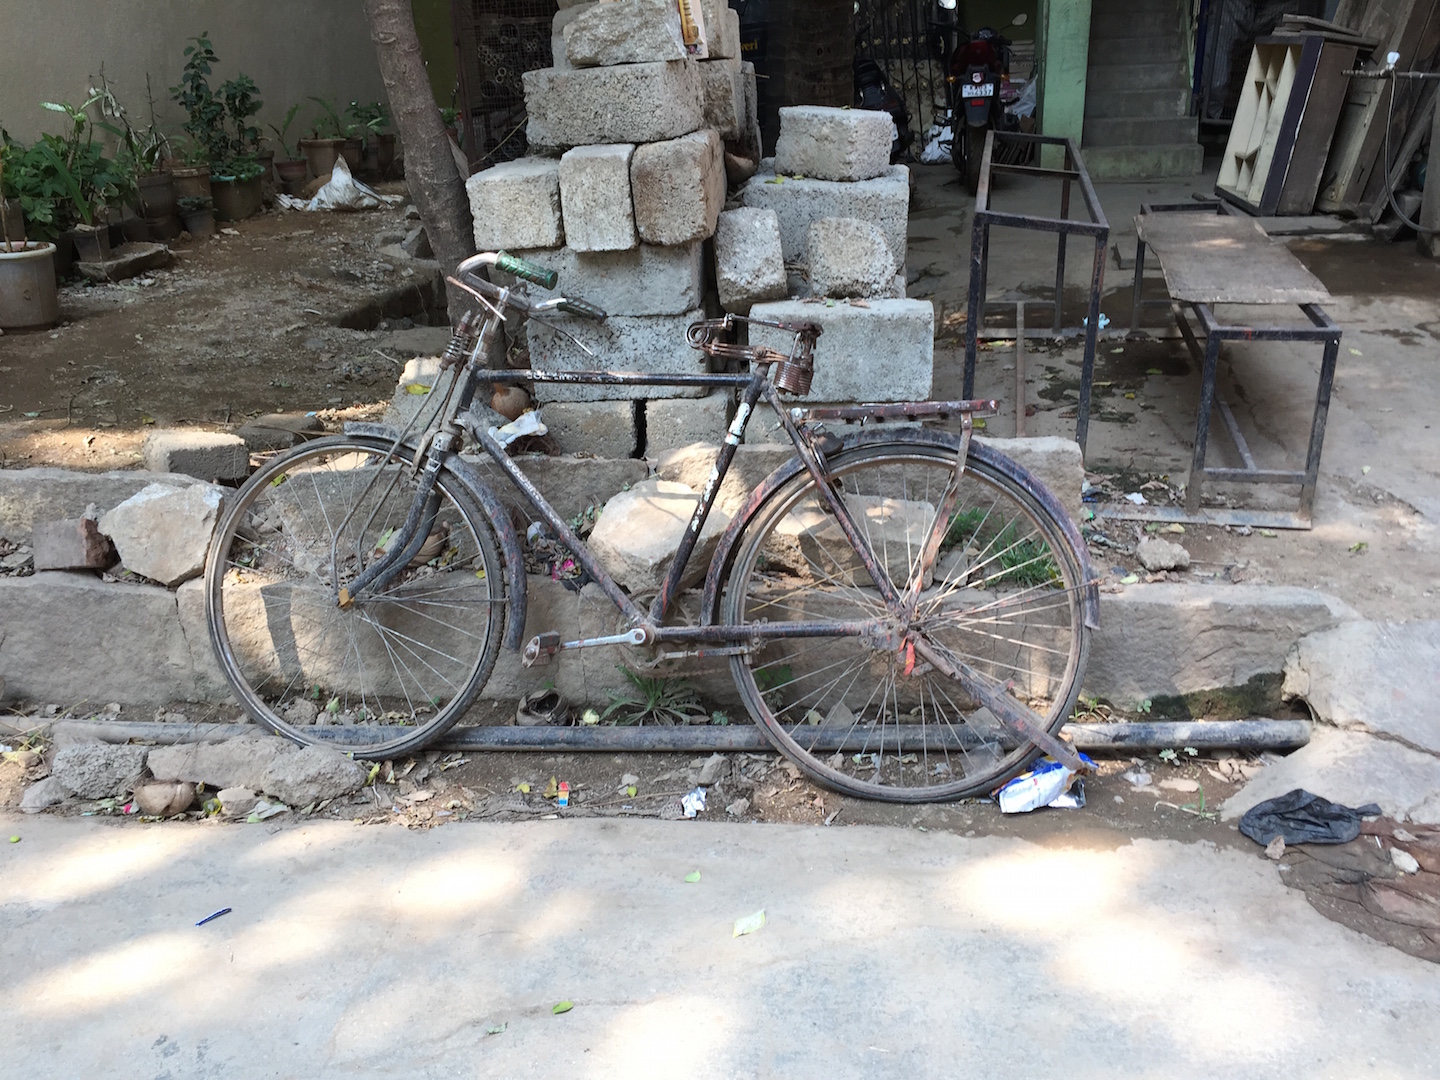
(720, 438), (1089, 802)
(205, 435), (507, 759)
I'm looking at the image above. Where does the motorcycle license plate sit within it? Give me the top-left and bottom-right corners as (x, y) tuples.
(962, 83), (995, 98)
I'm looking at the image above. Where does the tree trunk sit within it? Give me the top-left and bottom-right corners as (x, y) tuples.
(364, 0), (475, 315)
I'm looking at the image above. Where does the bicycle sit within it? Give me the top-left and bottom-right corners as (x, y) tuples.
(205, 250), (1099, 802)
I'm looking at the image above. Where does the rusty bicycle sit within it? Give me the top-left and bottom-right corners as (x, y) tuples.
(204, 250), (1097, 802)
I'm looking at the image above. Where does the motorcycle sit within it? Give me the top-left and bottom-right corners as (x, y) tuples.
(946, 13), (1027, 195)
(855, 49), (913, 163)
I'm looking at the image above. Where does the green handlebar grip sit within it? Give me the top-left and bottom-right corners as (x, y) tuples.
(557, 297), (608, 321)
(495, 251), (559, 290)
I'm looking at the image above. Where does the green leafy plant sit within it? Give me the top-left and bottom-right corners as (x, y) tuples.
(268, 102), (302, 160)
(942, 507), (1059, 588)
(177, 194), (213, 214)
(347, 99), (390, 142)
(308, 96), (354, 140)
(91, 73), (171, 177)
(1, 98), (130, 239)
(601, 666), (705, 726)
(170, 33), (264, 175)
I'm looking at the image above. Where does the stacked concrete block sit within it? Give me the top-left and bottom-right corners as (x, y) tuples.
(499, 243), (704, 316)
(541, 401), (638, 459)
(714, 207), (786, 313)
(773, 106), (894, 182)
(806, 217), (899, 299)
(643, 394), (733, 456)
(735, 61), (763, 164)
(699, 55), (743, 139)
(742, 160), (910, 273)
(467, 158), (563, 251)
(551, 3), (596, 70)
(699, 0), (742, 59)
(527, 311), (708, 401)
(559, 144), (637, 252)
(564, 0), (687, 67)
(523, 61), (704, 152)
(631, 129), (725, 245)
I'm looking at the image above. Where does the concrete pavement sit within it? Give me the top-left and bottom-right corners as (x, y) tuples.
(4, 814), (1439, 1078)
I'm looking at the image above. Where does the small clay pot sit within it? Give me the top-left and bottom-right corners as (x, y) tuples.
(134, 781), (196, 817)
(491, 385), (531, 421)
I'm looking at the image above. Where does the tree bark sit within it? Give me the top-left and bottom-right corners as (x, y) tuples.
(364, 0), (476, 314)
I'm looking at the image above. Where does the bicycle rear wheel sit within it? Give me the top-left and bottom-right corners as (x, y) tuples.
(205, 436), (507, 759)
(721, 438), (1089, 801)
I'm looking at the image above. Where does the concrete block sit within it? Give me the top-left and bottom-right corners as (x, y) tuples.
(559, 144), (638, 252)
(260, 744), (367, 801)
(1221, 727), (1440, 825)
(75, 241), (172, 283)
(175, 578), (232, 700)
(148, 735), (294, 791)
(539, 400), (638, 458)
(99, 482), (225, 588)
(748, 299), (934, 402)
(0, 573), (201, 705)
(236, 412), (324, 452)
(141, 429), (249, 482)
(50, 743), (149, 798)
(806, 216), (898, 299)
(461, 454), (650, 521)
(1085, 584), (1357, 703)
(774, 106), (894, 182)
(1282, 620), (1440, 755)
(589, 477), (730, 592)
(0, 468), (203, 545)
(655, 441), (794, 517)
(564, 0), (686, 67)
(552, 2), (597, 68)
(466, 157), (564, 251)
(973, 436), (1084, 525)
(497, 242), (704, 316)
(631, 129), (725, 245)
(734, 61), (762, 162)
(700, 0), (741, 59)
(741, 162), (910, 270)
(643, 393), (732, 455)
(699, 56), (743, 139)
(527, 310), (708, 400)
(31, 517), (113, 571)
(524, 61), (703, 152)
(714, 207), (787, 313)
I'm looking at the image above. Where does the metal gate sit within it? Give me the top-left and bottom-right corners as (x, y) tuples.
(452, 0), (558, 171)
(855, 0), (950, 143)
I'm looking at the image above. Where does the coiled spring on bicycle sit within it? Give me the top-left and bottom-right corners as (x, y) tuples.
(687, 315), (821, 396)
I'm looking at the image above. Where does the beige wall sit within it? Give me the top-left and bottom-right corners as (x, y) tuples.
(0, 1), (387, 146)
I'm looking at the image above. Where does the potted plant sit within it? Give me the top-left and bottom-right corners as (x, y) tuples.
(268, 102), (308, 189)
(178, 194), (215, 237)
(93, 74), (180, 238)
(0, 140), (60, 330)
(170, 33), (266, 221)
(27, 97), (131, 263)
(303, 97), (357, 174)
(348, 100), (394, 177)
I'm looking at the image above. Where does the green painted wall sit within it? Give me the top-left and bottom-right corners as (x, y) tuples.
(412, 0), (458, 107)
(961, 1), (1038, 37)
(1035, 0), (1090, 167)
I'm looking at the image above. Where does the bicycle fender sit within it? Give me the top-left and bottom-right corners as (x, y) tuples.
(699, 428), (1099, 630)
(342, 422), (528, 652)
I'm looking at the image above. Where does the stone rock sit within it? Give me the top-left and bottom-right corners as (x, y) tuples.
(1221, 726), (1440, 825)
(699, 0), (741, 59)
(98, 482), (225, 587)
(806, 217), (897, 299)
(0, 573), (204, 705)
(551, 3), (595, 69)
(748, 299), (934, 402)
(147, 736), (295, 792)
(699, 56), (743, 139)
(973, 436), (1085, 525)
(643, 394), (732, 456)
(50, 743), (149, 799)
(466, 158), (564, 251)
(527, 310), (708, 400)
(588, 477), (731, 592)
(654, 442), (793, 517)
(564, 0), (686, 66)
(697, 752), (726, 785)
(0, 468), (203, 545)
(400, 225), (433, 260)
(774, 106), (894, 183)
(75, 241), (173, 283)
(217, 787), (261, 817)
(20, 775), (72, 813)
(559, 144), (637, 252)
(495, 242), (704, 316)
(524, 61), (704, 152)
(725, 797), (750, 816)
(1085, 584), (1357, 702)
(539, 401), (638, 459)
(714, 207), (787, 313)
(1136, 536), (1191, 572)
(133, 781), (195, 817)
(631, 129), (725, 246)
(141, 430), (249, 482)
(741, 162), (910, 270)
(1283, 620), (1440, 755)
(259, 744), (368, 806)
(236, 412), (325, 452)
(30, 517), (114, 571)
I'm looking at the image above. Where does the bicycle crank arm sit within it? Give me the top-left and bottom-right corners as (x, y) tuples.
(911, 637), (1090, 774)
(522, 626), (653, 667)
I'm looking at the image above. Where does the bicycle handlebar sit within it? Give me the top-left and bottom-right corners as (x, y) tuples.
(451, 251), (608, 322)
(493, 250), (559, 289)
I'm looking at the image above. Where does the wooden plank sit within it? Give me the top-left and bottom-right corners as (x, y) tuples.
(1134, 212), (1331, 305)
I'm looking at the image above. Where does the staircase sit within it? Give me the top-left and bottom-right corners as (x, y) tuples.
(1081, 0), (1203, 180)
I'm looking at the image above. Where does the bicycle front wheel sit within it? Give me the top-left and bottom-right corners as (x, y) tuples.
(721, 438), (1089, 801)
(205, 436), (507, 759)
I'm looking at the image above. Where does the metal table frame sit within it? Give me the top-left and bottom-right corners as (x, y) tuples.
(1116, 200), (1341, 530)
(963, 132), (1110, 452)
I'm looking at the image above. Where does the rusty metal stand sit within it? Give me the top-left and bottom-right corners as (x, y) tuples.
(962, 132), (1110, 454)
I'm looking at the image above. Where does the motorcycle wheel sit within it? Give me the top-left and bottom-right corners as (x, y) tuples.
(964, 126), (986, 196)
